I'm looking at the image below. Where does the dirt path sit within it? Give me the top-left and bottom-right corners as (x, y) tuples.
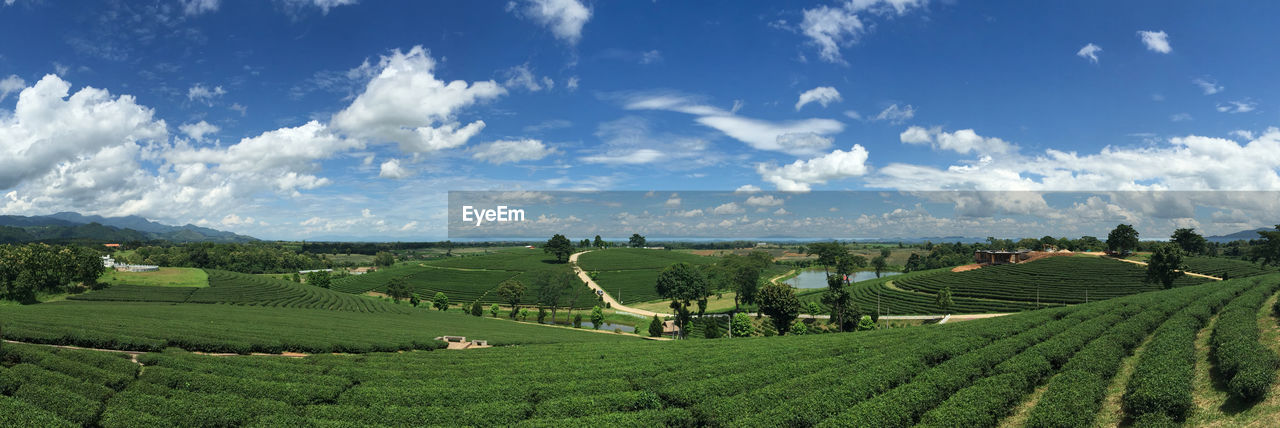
(1086, 253), (1223, 281)
(3, 339), (146, 364)
(571, 250), (668, 318)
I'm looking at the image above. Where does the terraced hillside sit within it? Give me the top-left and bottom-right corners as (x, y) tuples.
(894, 256), (1211, 305)
(798, 269), (1048, 315)
(331, 249), (598, 307)
(577, 248), (718, 303)
(71, 269), (410, 313)
(1182, 256), (1275, 279)
(2, 274), (1277, 427)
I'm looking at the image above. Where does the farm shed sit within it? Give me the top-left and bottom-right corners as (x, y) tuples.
(973, 250), (1031, 265)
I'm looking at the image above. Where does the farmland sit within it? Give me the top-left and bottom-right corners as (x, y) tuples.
(73, 269), (412, 313)
(0, 274), (1276, 426)
(1182, 256), (1274, 279)
(577, 248), (719, 303)
(98, 267), (209, 288)
(798, 269), (1048, 315)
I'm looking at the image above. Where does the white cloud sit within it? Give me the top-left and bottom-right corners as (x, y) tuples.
(1217, 100), (1256, 114)
(283, 0), (357, 14)
(220, 213), (254, 226)
(180, 0), (219, 16)
(1193, 77), (1223, 95)
(470, 139), (557, 164)
(1138, 30), (1171, 54)
(797, 0), (926, 64)
(510, 0), (591, 45)
(503, 64), (554, 92)
(579, 116), (720, 167)
(0, 74), (167, 190)
(844, 110), (862, 120)
(566, 76), (580, 91)
(178, 120), (219, 142)
(745, 194), (784, 207)
(624, 93), (845, 156)
(1171, 113), (1193, 122)
(165, 120), (362, 193)
(773, 207), (789, 216)
(665, 194), (681, 207)
(640, 50), (663, 64)
(756, 145), (871, 191)
(187, 84), (226, 105)
(672, 209), (703, 218)
(378, 158), (411, 179)
(400, 221), (419, 231)
(331, 46), (506, 153)
(735, 184), (762, 193)
(1230, 130), (1254, 140)
(229, 103), (247, 116)
(795, 86), (842, 110)
(0, 74), (24, 102)
(711, 202), (745, 215)
(1076, 43), (1102, 63)
(899, 126), (1014, 155)
(580, 149), (665, 165)
(871, 104), (915, 124)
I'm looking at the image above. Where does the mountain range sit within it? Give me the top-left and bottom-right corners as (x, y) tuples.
(0, 212), (257, 244)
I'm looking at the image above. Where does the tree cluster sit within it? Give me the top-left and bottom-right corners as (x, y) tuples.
(0, 243), (106, 303)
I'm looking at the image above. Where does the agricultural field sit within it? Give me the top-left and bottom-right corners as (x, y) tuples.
(797, 269), (1048, 315)
(98, 267), (209, 288)
(330, 249), (599, 307)
(578, 248), (720, 303)
(1, 274), (1276, 427)
(894, 255), (1210, 305)
(1182, 256), (1275, 279)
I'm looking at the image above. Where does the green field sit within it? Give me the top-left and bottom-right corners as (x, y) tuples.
(1182, 256), (1275, 279)
(73, 270), (411, 313)
(99, 267), (209, 288)
(579, 248), (719, 303)
(797, 269), (1049, 315)
(330, 249), (600, 308)
(2, 275), (1277, 426)
(893, 256), (1211, 305)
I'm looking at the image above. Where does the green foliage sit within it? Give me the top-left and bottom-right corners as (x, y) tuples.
(127, 242), (330, 274)
(704, 317), (722, 338)
(936, 287), (953, 312)
(73, 269), (412, 313)
(572, 313), (583, 328)
(1181, 256), (1274, 279)
(1107, 223), (1140, 256)
(648, 315), (663, 338)
(871, 255), (888, 278)
(373, 251), (396, 267)
(654, 262), (710, 338)
(0, 243), (106, 302)
(1145, 245), (1186, 289)
(1171, 228), (1208, 255)
(730, 312), (755, 337)
(1254, 225), (1280, 267)
(305, 270), (331, 289)
(758, 282), (799, 335)
(628, 233), (646, 248)
(496, 279), (526, 317)
(408, 294), (419, 307)
(590, 306), (604, 329)
(489, 304), (501, 318)
(543, 234), (574, 263)
(1209, 279), (1280, 400)
(470, 300), (483, 317)
(385, 276), (413, 301)
(432, 292), (449, 311)
(857, 315), (875, 331)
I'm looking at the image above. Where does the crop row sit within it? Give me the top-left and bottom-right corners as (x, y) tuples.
(796, 269), (1049, 315)
(1182, 256), (1275, 280)
(0, 341), (141, 427)
(575, 248), (716, 271)
(895, 256), (1209, 305)
(1210, 277), (1280, 400)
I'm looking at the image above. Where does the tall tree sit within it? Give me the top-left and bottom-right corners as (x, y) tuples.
(535, 270), (573, 323)
(590, 305), (605, 330)
(1106, 224), (1140, 256)
(871, 255), (887, 279)
(1146, 244), (1186, 289)
(593, 235), (605, 248)
(306, 271), (331, 289)
(496, 279), (526, 318)
(373, 251), (396, 267)
(936, 287), (954, 313)
(821, 273), (856, 331)
(629, 233), (647, 248)
(432, 292), (449, 311)
(807, 242), (847, 275)
(385, 276), (412, 301)
(758, 282), (800, 335)
(1170, 228), (1208, 255)
(544, 234), (574, 263)
(654, 262), (710, 339)
(1253, 225), (1280, 267)
(904, 253), (923, 273)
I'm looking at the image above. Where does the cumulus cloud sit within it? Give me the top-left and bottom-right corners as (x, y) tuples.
(665, 194), (681, 207)
(711, 202), (745, 215)
(0, 74), (24, 102)
(178, 120), (219, 142)
(797, 0), (927, 64)
(331, 46), (505, 153)
(899, 126), (1014, 155)
(378, 158), (411, 179)
(470, 139), (557, 164)
(735, 184), (762, 193)
(187, 84), (226, 105)
(745, 194), (784, 207)
(509, 0), (591, 45)
(756, 145), (871, 191)
(1230, 130), (1254, 140)
(795, 86), (842, 110)
(1138, 30), (1171, 53)
(1076, 43), (1102, 63)
(1193, 77), (1223, 95)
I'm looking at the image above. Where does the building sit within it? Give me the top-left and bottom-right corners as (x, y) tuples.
(973, 250), (1031, 265)
(350, 267), (377, 275)
(298, 269), (334, 274)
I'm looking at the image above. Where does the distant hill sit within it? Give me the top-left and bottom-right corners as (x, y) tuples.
(1207, 228), (1273, 243)
(0, 213), (257, 244)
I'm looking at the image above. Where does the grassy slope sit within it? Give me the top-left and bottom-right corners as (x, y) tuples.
(99, 267), (209, 288)
(578, 248), (719, 304)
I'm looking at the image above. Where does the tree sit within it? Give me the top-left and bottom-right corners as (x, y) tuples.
(579, 239), (590, 248)
(880, 248), (891, 258)
(858, 315), (876, 331)
(590, 305), (605, 330)
(821, 273), (857, 332)
(470, 300), (483, 316)
(544, 234), (574, 263)
(704, 318), (722, 339)
(67, 246), (105, 289)
(936, 287), (954, 313)
(714, 253), (769, 312)
(629, 233), (647, 248)
(373, 251), (396, 267)
(1146, 244), (1186, 290)
(519, 308), (530, 321)
(1254, 225), (1280, 267)
(292, 272), (301, 283)
(537, 308), (548, 323)
(1106, 224), (1140, 256)
(807, 242), (847, 275)
(871, 255), (888, 279)
(1171, 228), (1207, 255)
(386, 277), (412, 301)
(432, 292), (449, 311)
(731, 312), (755, 337)
(409, 295), (420, 307)
(536, 270), (574, 323)
(573, 313), (583, 328)
(489, 303), (501, 318)
(654, 262), (711, 339)
(758, 282), (800, 335)
(904, 253), (923, 272)
(496, 279), (526, 318)
(648, 315), (664, 337)
(306, 271), (331, 289)
(806, 301), (823, 318)
(593, 235), (605, 248)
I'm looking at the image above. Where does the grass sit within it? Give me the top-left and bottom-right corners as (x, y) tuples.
(1183, 288), (1280, 426)
(576, 248), (717, 271)
(99, 267), (209, 288)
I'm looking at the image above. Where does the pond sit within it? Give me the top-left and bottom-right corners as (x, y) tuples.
(542, 321), (636, 333)
(786, 269), (901, 289)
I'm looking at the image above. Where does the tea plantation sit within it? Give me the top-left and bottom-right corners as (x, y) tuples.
(2, 274), (1277, 427)
(578, 248), (718, 303)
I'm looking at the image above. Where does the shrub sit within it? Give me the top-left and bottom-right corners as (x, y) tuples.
(573, 313), (583, 328)
(489, 304), (501, 318)
(648, 315), (663, 338)
(0, 395), (75, 427)
(704, 318), (722, 339)
(730, 312), (754, 337)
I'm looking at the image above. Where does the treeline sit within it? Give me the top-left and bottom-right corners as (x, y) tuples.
(298, 241), (530, 255)
(0, 243), (105, 303)
(120, 243), (329, 274)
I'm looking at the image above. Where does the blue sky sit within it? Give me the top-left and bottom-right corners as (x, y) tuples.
(1, 0), (1278, 241)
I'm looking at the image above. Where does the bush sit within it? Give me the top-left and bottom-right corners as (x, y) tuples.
(730, 312), (754, 337)
(704, 318), (722, 339)
(1208, 281), (1280, 400)
(1025, 370), (1105, 428)
(648, 315), (663, 338)
(573, 313), (583, 328)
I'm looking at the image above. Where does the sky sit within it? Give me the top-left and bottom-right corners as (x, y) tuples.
(1, 0), (1279, 241)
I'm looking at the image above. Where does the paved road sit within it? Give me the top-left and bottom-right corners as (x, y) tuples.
(569, 250), (1005, 322)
